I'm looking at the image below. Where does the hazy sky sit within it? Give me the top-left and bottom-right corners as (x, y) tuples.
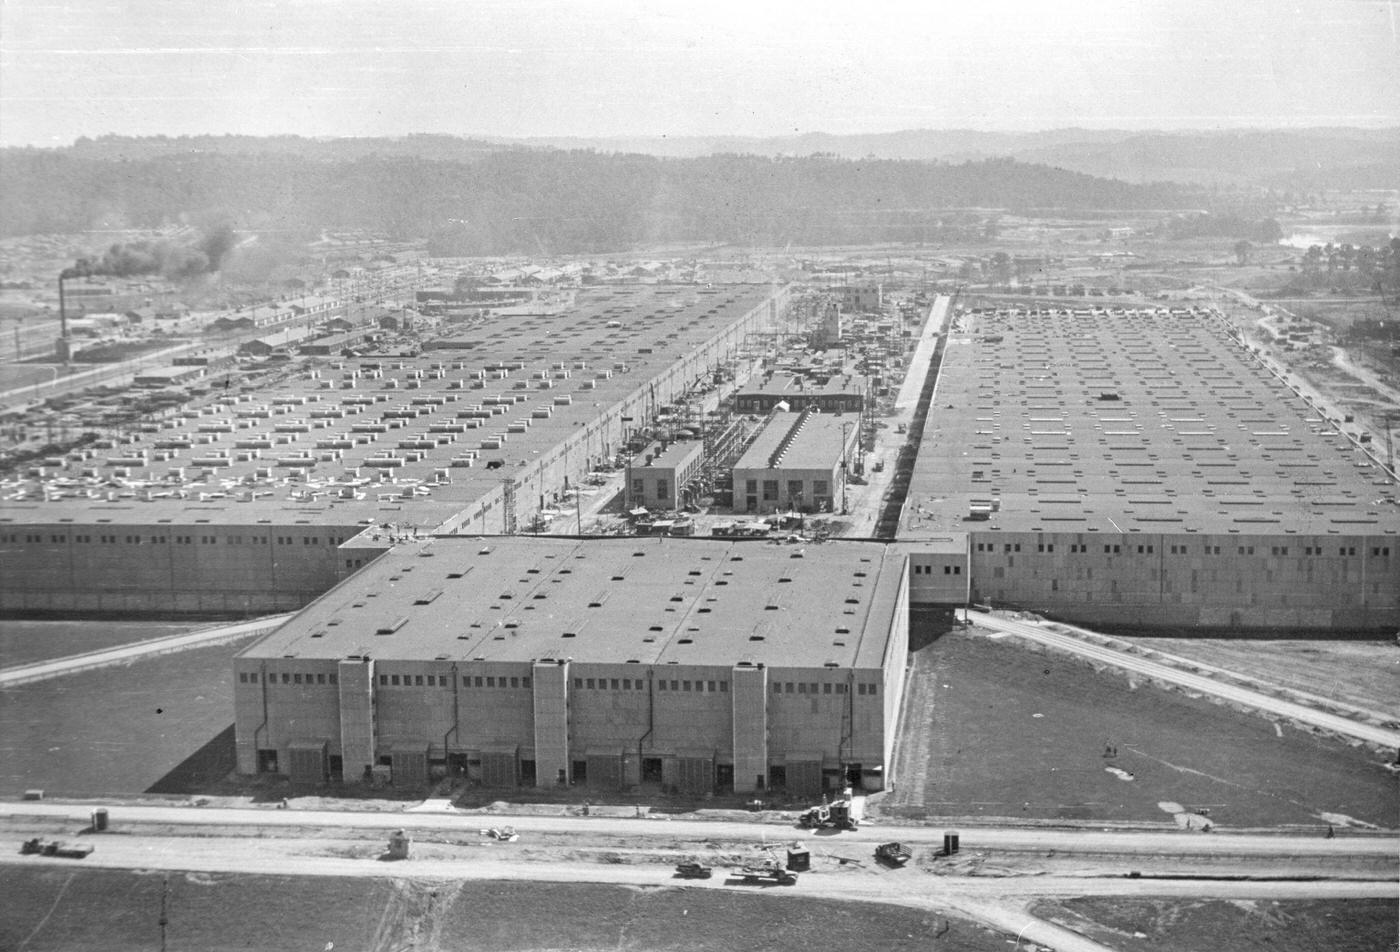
(2, 0), (1397, 146)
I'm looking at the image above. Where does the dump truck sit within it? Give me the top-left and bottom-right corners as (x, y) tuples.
(736, 860), (797, 885)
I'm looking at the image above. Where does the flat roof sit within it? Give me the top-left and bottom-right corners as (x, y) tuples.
(633, 439), (704, 470)
(735, 372), (867, 400)
(903, 306), (1400, 537)
(2, 285), (781, 529)
(240, 536), (903, 670)
(734, 410), (854, 472)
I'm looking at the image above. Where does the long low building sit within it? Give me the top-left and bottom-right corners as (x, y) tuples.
(0, 285), (788, 614)
(902, 305), (1400, 629)
(233, 536), (909, 798)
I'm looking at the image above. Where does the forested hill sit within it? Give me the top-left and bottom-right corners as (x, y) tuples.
(0, 147), (1205, 252)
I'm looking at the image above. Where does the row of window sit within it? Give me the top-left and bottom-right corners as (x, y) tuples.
(972, 542), (1391, 559)
(240, 671), (339, 685)
(911, 564), (962, 575)
(6, 534), (346, 546)
(380, 674), (532, 688)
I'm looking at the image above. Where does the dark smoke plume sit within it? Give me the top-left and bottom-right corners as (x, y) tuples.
(61, 224), (237, 280)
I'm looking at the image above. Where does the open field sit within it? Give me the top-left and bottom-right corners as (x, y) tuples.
(1111, 637), (1400, 717)
(1032, 897), (1398, 952)
(0, 641), (238, 797)
(0, 619), (205, 668)
(881, 628), (1397, 829)
(0, 868), (1006, 952)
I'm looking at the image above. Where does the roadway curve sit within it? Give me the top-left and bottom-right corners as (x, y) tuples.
(967, 611), (1400, 750)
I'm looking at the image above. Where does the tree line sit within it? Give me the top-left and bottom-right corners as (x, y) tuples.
(0, 148), (1205, 253)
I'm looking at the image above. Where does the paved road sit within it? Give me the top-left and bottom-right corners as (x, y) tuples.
(5, 801), (1394, 859)
(0, 614), (289, 687)
(2, 823), (1391, 952)
(969, 611), (1400, 749)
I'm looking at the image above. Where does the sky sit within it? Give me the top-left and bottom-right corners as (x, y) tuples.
(1, 0), (1397, 146)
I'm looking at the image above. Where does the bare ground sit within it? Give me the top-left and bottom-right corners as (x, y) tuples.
(1110, 637), (1400, 719)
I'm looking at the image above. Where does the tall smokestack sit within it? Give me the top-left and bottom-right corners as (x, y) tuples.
(57, 274), (70, 365)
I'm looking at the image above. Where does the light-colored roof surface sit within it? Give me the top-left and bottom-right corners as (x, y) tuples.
(241, 536), (903, 670)
(735, 373), (866, 401)
(734, 410), (854, 472)
(902, 305), (1400, 538)
(2, 285), (781, 529)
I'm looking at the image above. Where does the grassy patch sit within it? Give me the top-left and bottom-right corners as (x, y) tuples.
(1032, 897), (1398, 952)
(0, 868), (1007, 952)
(883, 629), (1396, 827)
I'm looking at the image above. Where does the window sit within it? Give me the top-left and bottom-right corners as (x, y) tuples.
(414, 675), (424, 686)
(586, 678), (595, 689)
(316, 673), (326, 684)
(391, 675), (401, 685)
(683, 681), (692, 691)
(745, 479), (757, 494)
(771, 683), (780, 694)
(660, 680), (669, 691)
(464, 676), (472, 687)
(707, 680), (716, 692)
(787, 480), (803, 499)
(522, 676), (530, 688)
(669, 680), (678, 691)
(632, 479), (644, 495)
(1372, 547), (1390, 557)
(720, 681), (728, 692)
(487, 677), (496, 688)
(813, 480), (828, 495)
(610, 678), (619, 690)
(475, 677), (485, 687)
(379, 675), (388, 686)
(623, 679), (632, 690)
(823, 683), (832, 694)
(239, 672), (249, 683)
(762, 480), (778, 500)
(656, 480), (668, 498)
(797, 682), (806, 694)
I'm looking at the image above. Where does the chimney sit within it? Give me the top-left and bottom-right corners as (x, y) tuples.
(57, 275), (71, 364)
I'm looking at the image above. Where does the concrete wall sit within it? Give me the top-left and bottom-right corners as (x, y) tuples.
(0, 522), (361, 616)
(961, 530), (1400, 630)
(231, 652), (904, 794)
(732, 464), (841, 514)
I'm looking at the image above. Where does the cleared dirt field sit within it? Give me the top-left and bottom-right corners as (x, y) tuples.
(0, 619), (205, 668)
(0, 868), (1007, 952)
(882, 629), (1397, 828)
(1112, 637), (1400, 717)
(1032, 897), (1398, 952)
(0, 641), (238, 797)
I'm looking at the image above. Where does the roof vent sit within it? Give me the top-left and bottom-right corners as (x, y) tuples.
(376, 616), (409, 635)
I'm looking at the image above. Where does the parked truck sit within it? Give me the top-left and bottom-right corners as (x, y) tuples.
(736, 860), (798, 885)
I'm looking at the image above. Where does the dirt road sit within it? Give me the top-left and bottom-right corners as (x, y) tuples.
(3, 818), (1392, 952)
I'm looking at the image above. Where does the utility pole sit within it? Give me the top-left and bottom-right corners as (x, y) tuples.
(841, 421), (851, 514)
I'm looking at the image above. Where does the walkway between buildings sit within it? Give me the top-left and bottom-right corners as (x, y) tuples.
(0, 614), (290, 688)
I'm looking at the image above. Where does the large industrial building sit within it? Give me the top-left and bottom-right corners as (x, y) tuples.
(233, 536), (908, 797)
(902, 305), (1400, 629)
(731, 408), (858, 514)
(0, 285), (788, 614)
